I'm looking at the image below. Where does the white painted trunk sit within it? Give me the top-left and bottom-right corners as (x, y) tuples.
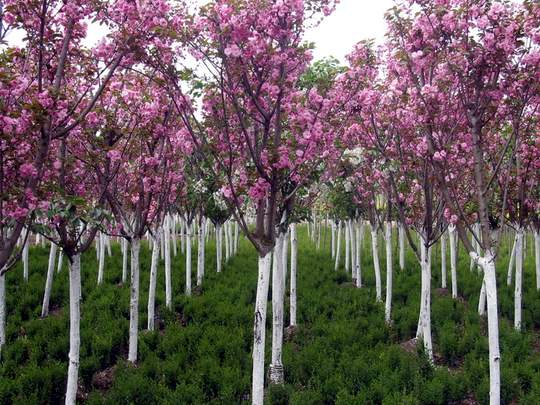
(23, 229), (29, 282)
(0, 272), (5, 353)
(334, 221), (342, 271)
(128, 237), (140, 363)
(164, 219), (172, 309)
(171, 216), (177, 257)
(331, 222), (336, 259)
(440, 232), (447, 289)
(507, 233), (517, 286)
(290, 224), (298, 327)
(106, 234), (112, 257)
(269, 233), (285, 385)
(185, 223), (192, 296)
(478, 280), (487, 316)
(282, 229), (289, 282)
(216, 224), (222, 273)
(233, 221), (239, 256)
(398, 224), (405, 270)
(180, 220), (185, 255)
(65, 253), (81, 405)
(349, 220), (356, 280)
(57, 249), (64, 273)
(416, 238), (433, 360)
(384, 222), (393, 323)
(449, 225), (458, 298)
(148, 233), (160, 331)
(97, 232), (105, 285)
(251, 252), (272, 405)
(121, 238), (128, 284)
(535, 231), (540, 291)
(224, 221), (230, 262)
(476, 251), (501, 405)
(345, 220), (350, 273)
(227, 221), (233, 259)
(370, 225), (382, 302)
(197, 217), (205, 287)
(514, 228), (523, 331)
(355, 221), (363, 288)
(41, 242), (58, 317)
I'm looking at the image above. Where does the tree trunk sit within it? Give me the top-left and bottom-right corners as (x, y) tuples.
(334, 221), (342, 271)
(41, 241), (58, 317)
(128, 237), (140, 363)
(345, 220), (350, 273)
(97, 232), (105, 285)
(290, 223), (297, 327)
(331, 221), (336, 259)
(216, 224), (222, 273)
(121, 238), (128, 284)
(233, 221), (239, 255)
(507, 232), (517, 286)
(23, 229), (29, 282)
(186, 223), (192, 296)
(171, 215), (177, 257)
(148, 232), (160, 331)
(535, 230), (540, 291)
(0, 271), (5, 354)
(370, 225), (382, 302)
(477, 251), (501, 405)
(384, 222), (393, 323)
(514, 228), (523, 331)
(252, 252), (272, 405)
(197, 217), (206, 287)
(282, 228), (289, 282)
(449, 225), (458, 298)
(416, 238), (433, 360)
(349, 220), (356, 280)
(164, 218), (172, 309)
(269, 233), (285, 385)
(399, 224), (405, 270)
(440, 231), (447, 289)
(65, 253), (81, 405)
(355, 221), (363, 288)
(224, 221), (230, 262)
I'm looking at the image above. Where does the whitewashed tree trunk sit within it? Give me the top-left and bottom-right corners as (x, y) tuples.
(478, 280), (487, 316)
(105, 234), (112, 257)
(535, 230), (540, 291)
(171, 216), (177, 257)
(355, 221), (363, 288)
(474, 251), (501, 405)
(23, 229), (29, 282)
(0, 271), (5, 354)
(449, 225), (458, 298)
(224, 221), (230, 262)
(331, 221), (336, 259)
(148, 232), (160, 331)
(370, 224), (382, 301)
(290, 223), (297, 327)
(345, 220), (350, 273)
(334, 221), (342, 271)
(349, 220), (356, 280)
(398, 224), (405, 270)
(384, 222), (393, 323)
(65, 253), (81, 405)
(185, 223), (192, 296)
(269, 233), (285, 385)
(416, 238), (433, 360)
(514, 228), (523, 331)
(128, 237), (140, 363)
(507, 232), (517, 286)
(227, 220), (233, 259)
(180, 219), (185, 255)
(282, 228), (289, 282)
(164, 218), (172, 309)
(57, 249), (64, 273)
(197, 217), (206, 287)
(41, 242), (58, 317)
(252, 252), (272, 405)
(233, 221), (239, 255)
(216, 224), (222, 273)
(97, 232), (105, 285)
(121, 238), (128, 284)
(440, 231), (447, 289)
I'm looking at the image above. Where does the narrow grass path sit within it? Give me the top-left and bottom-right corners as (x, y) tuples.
(0, 227), (539, 404)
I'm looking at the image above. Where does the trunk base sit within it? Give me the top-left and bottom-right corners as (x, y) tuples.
(268, 363), (284, 385)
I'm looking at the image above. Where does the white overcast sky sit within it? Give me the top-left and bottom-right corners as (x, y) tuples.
(306, 0), (394, 62)
(4, 0), (394, 63)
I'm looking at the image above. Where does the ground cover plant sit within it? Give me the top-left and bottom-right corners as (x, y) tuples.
(0, 227), (539, 404)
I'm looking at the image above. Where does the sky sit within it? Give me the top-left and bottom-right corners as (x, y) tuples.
(305, 0), (394, 62)
(3, 0), (394, 64)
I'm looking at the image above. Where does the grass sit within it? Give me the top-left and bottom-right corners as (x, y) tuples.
(0, 226), (539, 404)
